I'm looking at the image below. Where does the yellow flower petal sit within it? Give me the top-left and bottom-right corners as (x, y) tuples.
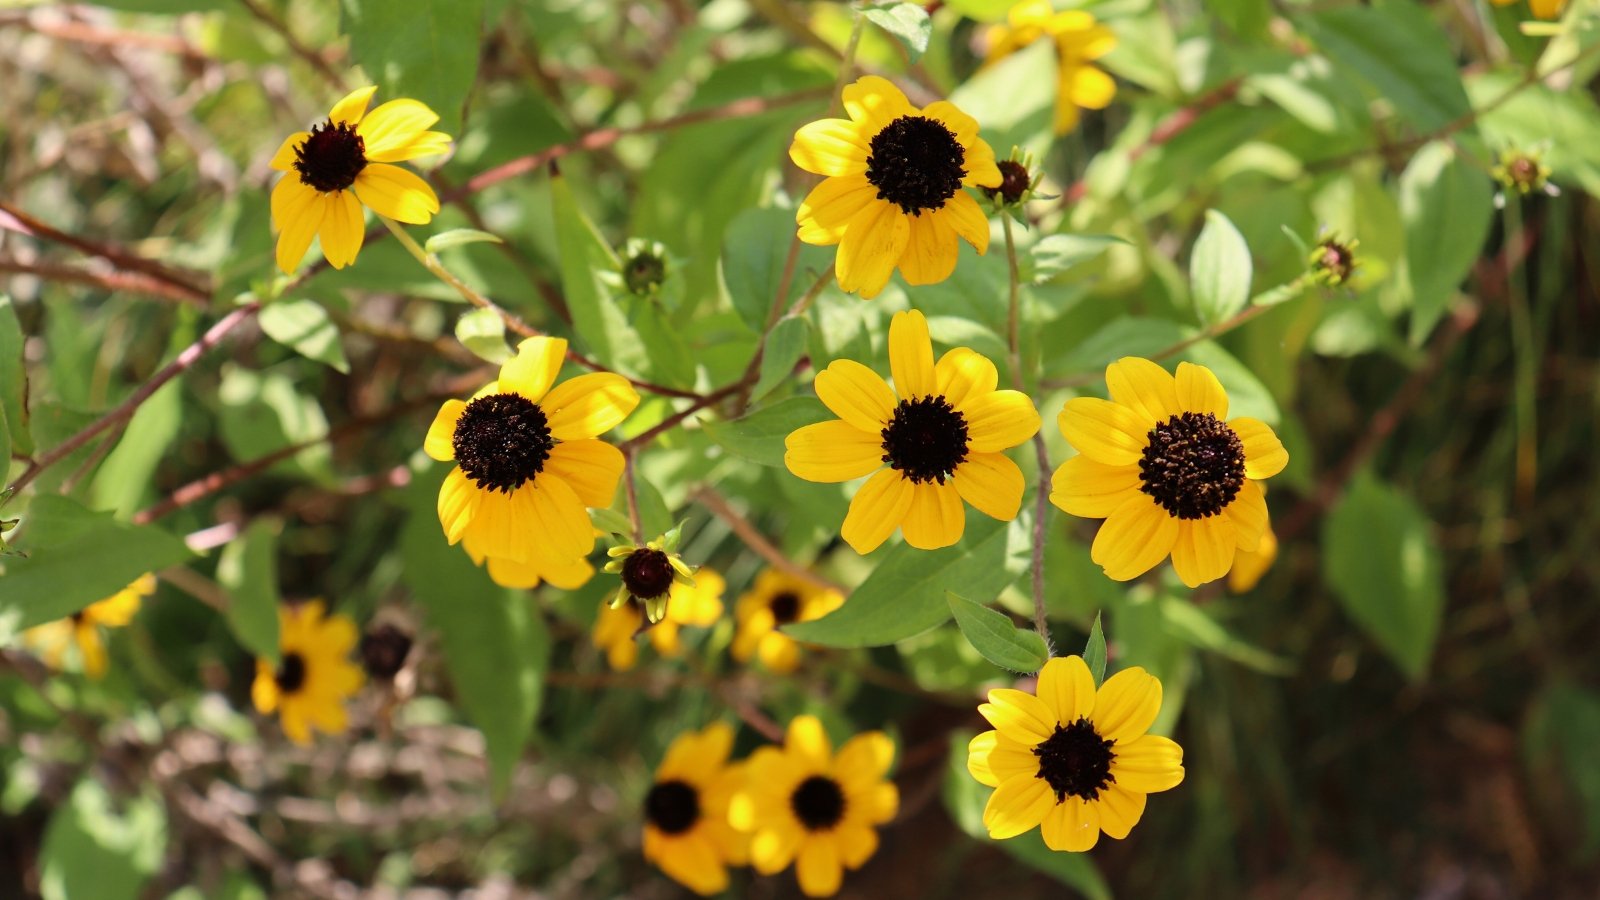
(1065, 63), (1116, 110)
(352, 163), (440, 225)
(270, 131), (309, 171)
(939, 191), (991, 254)
(272, 178), (323, 274)
(889, 309), (937, 399)
(1059, 397), (1151, 466)
(542, 373), (640, 440)
(252, 661), (280, 713)
(1052, 90), (1082, 135)
(317, 189), (365, 269)
(329, 85), (377, 126)
(523, 475), (594, 560)
(1109, 734), (1185, 793)
(962, 139), (1004, 190)
(835, 199), (910, 300)
(1228, 527), (1278, 593)
(543, 439), (624, 508)
(835, 823), (880, 868)
(813, 359), (896, 432)
(841, 468), (914, 554)
(1531, 0), (1566, 18)
(1169, 514), (1237, 588)
(974, 731), (1042, 787)
(1106, 357), (1178, 425)
(1224, 479), (1268, 552)
(842, 75), (915, 134)
(920, 100), (979, 145)
(499, 336), (568, 403)
(436, 468), (480, 545)
(424, 399), (465, 462)
(1091, 494), (1178, 581)
(979, 688), (1057, 744)
(897, 210), (958, 287)
(789, 118), (870, 177)
(79, 629), (108, 679)
(953, 452), (1025, 521)
(1041, 796), (1100, 852)
(837, 731), (896, 788)
(968, 730), (1002, 787)
(934, 347), (998, 409)
(785, 420), (884, 483)
(749, 824), (804, 874)
(1174, 361), (1228, 419)
(983, 775), (1054, 839)
(786, 714), (832, 767)
(1050, 454), (1142, 519)
(1230, 417), (1288, 480)
(1093, 666), (1162, 743)
(1095, 785), (1147, 839)
(459, 484), (534, 560)
(657, 832), (729, 895)
(1037, 655), (1096, 725)
(365, 130), (453, 164)
(796, 836), (842, 897)
(960, 390), (1040, 452)
(797, 174), (878, 246)
(358, 98), (442, 158)
(901, 480), (964, 550)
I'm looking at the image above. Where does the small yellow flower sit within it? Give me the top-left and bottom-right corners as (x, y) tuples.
(269, 85), (453, 273)
(643, 722), (750, 895)
(604, 535), (697, 624)
(1050, 357), (1287, 587)
(1490, 0), (1566, 19)
(1227, 526), (1278, 593)
(25, 574), (154, 679)
(730, 716), (898, 898)
(790, 75), (1002, 299)
(731, 570), (844, 674)
(594, 568), (726, 670)
(786, 309), (1041, 553)
(984, 0), (1117, 135)
(425, 336), (639, 583)
(968, 655), (1184, 851)
(251, 601), (365, 745)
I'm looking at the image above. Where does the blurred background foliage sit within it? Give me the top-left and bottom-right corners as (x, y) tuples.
(1, 0), (1598, 896)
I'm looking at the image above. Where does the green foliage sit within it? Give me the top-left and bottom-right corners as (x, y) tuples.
(40, 780), (166, 900)
(1302, 2), (1471, 132)
(1083, 612), (1107, 686)
(216, 518), (282, 664)
(454, 307), (512, 364)
(701, 397), (830, 467)
(948, 591), (1049, 673)
(1190, 210), (1253, 327)
(259, 298), (351, 373)
(1524, 683), (1600, 857)
(341, 0), (484, 134)
(864, 3), (933, 63)
(0, 294), (30, 455)
(1399, 142), (1493, 343)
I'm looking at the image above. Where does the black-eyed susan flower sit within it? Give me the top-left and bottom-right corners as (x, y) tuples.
(1050, 357), (1287, 588)
(251, 601), (365, 745)
(1308, 235), (1359, 288)
(604, 534), (696, 625)
(1490, 0), (1566, 18)
(1227, 526), (1278, 593)
(270, 85), (452, 273)
(24, 573), (153, 679)
(731, 569), (844, 674)
(785, 309), (1040, 553)
(790, 76), (1002, 299)
(643, 722), (750, 895)
(731, 715), (898, 898)
(1492, 147), (1555, 197)
(426, 336), (639, 581)
(968, 655), (1183, 852)
(984, 0), (1117, 135)
(593, 568), (725, 670)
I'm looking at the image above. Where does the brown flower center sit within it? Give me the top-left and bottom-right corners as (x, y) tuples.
(790, 775), (847, 831)
(865, 115), (967, 215)
(880, 395), (969, 485)
(1137, 411), (1245, 519)
(451, 393), (554, 494)
(293, 120), (367, 193)
(622, 549), (675, 601)
(1033, 717), (1116, 801)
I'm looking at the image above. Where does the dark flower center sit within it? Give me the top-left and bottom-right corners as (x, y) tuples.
(1034, 717), (1116, 802)
(623, 252), (666, 296)
(1507, 156), (1539, 184)
(1138, 411), (1245, 519)
(881, 395), (970, 484)
(1314, 240), (1356, 285)
(769, 591), (802, 625)
(622, 549), (675, 601)
(865, 115), (967, 215)
(359, 624), (413, 681)
(986, 159), (1031, 205)
(644, 779), (700, 835)
(275, 652), (308, 694)
(791, 775), (847, 831)
(451, 393), (555, 494)
(293, 120), (367, 193)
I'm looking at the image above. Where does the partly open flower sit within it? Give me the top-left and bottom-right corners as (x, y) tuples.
(251, 601), (365, 745)
(730, 716), (898, 898)
(426, 336), (639, 581)
(1050, 357), (1287, 587)
(604, 536), (696, 624)
(594, 568), (726, 670)
(731, 569), (844, 674)
(24, 573), (153, 679)
(270, 85), (453, 273)
(984, 0), (1117, 135)
(785, 309), (1040, 553)
(968, 655), (1184, 852)
(790, 76), (1001, 299)
(643, 722), (750, 895)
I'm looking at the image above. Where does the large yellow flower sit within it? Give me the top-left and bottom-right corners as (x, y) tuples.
(790, 76), (1002, 299)
(968, 655), (1183, 851)
(270, 85), (452, 273)
(425, 337), (639, 579)
(251, 601), (365, 745)
(24, 573), (153, 679)
(785, 309), (1040, 553)
(1490, 0), (1566, 18)
(731, 569), (844, 674)
(730, 716), (898, 898)
(594, 568), (726, 671)
(1049, 357), (1287, 588)
(643, 722), (750, 895)
(984, 0), (1117, 135)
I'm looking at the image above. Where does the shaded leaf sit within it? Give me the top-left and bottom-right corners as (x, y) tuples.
(1083, 611), (1107, 685)
(948, 592), (1048, 673)
(864, 3), (932, 63)
(701, 397), (830, 467)
(454, 307), (512, 364)
(216, 519), (282, 664)
(1399, 141), (1492, 343)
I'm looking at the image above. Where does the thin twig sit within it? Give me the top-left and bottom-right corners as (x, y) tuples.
(0, 200), (209, 300)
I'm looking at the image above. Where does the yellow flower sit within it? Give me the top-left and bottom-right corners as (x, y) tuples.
(425, 336), (639, 582)
(785, 309), (1041, 553)
(594, 568), (726, 670)
(730, 716), (898, 898)
(1227, 526), (1278, 593)
(1049, 357), (1287, 588)
(269, 85), (453, 273)
(731, 570), (844, 674)
(603, 535), (697, 624)
(1490, 0), (1567, 18)
(790, 75), (1002, 299)
(251, 601), (365, 745)
(968, 655), (1184, 851)
(24, 574), (154, 679)
(643, 722), (750, 895)
(984, 0), (1117, 135)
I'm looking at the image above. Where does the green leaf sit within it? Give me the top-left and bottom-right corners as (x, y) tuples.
(947, 592), (1048, 673)
(721, 206), (831, 333)
(1156, 595), (1292, 675)
(1190, 209), (1253, 327)
(552, 173), (655, 380)
(90, 377), (182, 518)
(454, 307), (512, 364)
(40, 780), (165, 900)
(1524, 682), (1600, 856)
(863, 2), (932, 63)
(1399, 141), (1492, 344)
(786, 513), (1027, 648)
(1083, 612), (1107, 686)
(400, 466), (545, 798)
(701, 397), (830, 467)
(0, 294), (30, 455)
(1302, 2), (1472, 133)
(752, 316), (812, 401)
(0, 496), (192, 630)
(426, 228), (503, 253)
(1028, 234), (1127, 283)
(258, 299), (349, 373)
(215, 519), (282, 664)
(1323, 473), (1444, 680)
(341, 0), (484, 135)
(951, 38), (1055, 160)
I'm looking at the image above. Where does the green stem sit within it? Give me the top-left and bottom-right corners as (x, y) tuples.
(1003, 215), (1053, 656)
